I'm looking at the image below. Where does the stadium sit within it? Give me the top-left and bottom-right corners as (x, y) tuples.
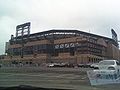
(2, 22), (120, 66)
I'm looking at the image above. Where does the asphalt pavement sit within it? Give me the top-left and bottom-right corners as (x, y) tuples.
(0, 67), (120, 90)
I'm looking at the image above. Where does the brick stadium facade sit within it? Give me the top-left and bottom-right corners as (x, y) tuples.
(3, 23), (120, 65)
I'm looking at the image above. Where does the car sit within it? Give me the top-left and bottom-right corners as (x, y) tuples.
(95, 60), (120, 75)
(46, 63), (55, 67)
(78, 63), (93, 68)
(90, 63), (99, 69)
(78, 64), (84, 67)
(46, 63), (63, 67)
(87, 60), (120, 82)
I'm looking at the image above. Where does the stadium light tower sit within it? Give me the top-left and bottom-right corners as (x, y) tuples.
(16, 22), (31, 58)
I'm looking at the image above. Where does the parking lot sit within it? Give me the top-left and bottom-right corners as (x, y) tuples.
(0, 67), (120, 90)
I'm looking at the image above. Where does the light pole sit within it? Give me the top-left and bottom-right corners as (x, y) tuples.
(16, 22), (30, 58)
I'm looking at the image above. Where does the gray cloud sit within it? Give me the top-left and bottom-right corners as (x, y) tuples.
(0, 0), (120, 54)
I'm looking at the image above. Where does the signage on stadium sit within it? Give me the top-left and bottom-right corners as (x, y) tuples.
(111, 29), (118, 43)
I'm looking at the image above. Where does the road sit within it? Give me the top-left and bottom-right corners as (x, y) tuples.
(0, 67), (120, 90)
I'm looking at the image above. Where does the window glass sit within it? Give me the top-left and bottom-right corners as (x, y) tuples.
(99, 60), (115, 65)
(116, 61), (120, 65)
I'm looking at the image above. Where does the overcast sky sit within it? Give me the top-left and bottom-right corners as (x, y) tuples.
(0, 0), (120, 54)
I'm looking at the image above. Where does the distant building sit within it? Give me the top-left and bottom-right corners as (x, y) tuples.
(5, 42), (10, 54)
(4, 29), (120, 65)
